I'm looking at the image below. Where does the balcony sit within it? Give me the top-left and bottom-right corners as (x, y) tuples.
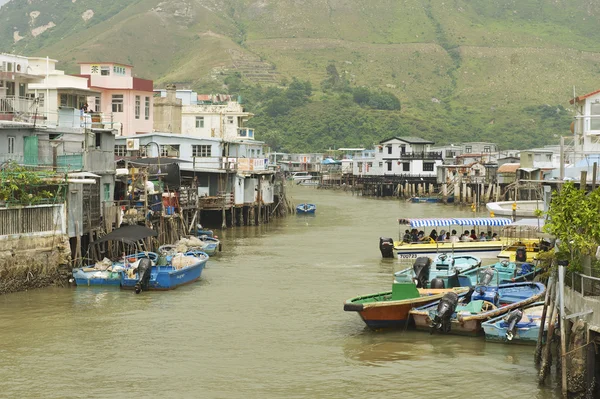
(383, 151), (443, 161)
(0, 96), (37, 122)
(188, 156), (267, 172)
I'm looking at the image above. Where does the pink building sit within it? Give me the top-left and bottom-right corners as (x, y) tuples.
(77, 62), (153, 136)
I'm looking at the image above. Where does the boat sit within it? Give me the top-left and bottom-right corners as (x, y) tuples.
(296, 203), (316, 214)
(393, 253), (481, 285)
(160, 235), (221, 257)
(298, 179), (319, 186)
(448, 259), (540, 287)
(121, 252), (209, 293)
(409, 267), (545, 336)
(72, 224), (160, 287)
(380, 217), (543, 260)
(486, 200), (543, 218)
(290, 172), (313, 182)
(196, 224), (215, 238)
(72, 252), (158, 287)
(482, 301), (552, 344)
(344, 272), (470, 330)
(409, 196), (454, 203)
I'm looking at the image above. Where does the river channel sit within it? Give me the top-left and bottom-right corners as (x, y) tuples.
(0, 185), (559, 398)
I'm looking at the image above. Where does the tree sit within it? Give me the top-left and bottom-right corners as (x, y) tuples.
(544, 182), (600, 271)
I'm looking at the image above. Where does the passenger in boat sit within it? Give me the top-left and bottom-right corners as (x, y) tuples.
(417, 231), (426, 241)
(403, 230), (411, 243)
(445, 232), (450, 241)
(437, 230), (446, 242)
(461, 231), (473, 241)
(479, 231), (487, 241)
(411, 229), (419, 242)
(491, 233), (499, 241)
(429, 229), (438, 241)
(486, 230), (493, 240)
(449, 230), (460, 243)
(470, 229), (478, 240)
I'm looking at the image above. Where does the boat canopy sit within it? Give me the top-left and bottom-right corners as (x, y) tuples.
(398, 217), (513, 228)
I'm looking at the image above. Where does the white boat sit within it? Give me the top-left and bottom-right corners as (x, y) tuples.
(298, 179), (319, 186)
(486, 200), (543, 218)
(291, 172), (313, 181)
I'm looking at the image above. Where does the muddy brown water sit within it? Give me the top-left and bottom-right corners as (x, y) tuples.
(0, 186), (559, 398)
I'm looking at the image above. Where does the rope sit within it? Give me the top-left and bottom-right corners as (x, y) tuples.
(561, 340), (597, 357)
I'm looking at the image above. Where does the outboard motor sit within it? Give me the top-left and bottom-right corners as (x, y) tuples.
(412, 257), (432, 288)
(134, 258), (152, 294)
(431, 291), (459, 333)
(479, 267), (495, 287)
(430, 278), (445, 289)
(504, 309), (524, 341)
(515, 246), (527, 262)
(379, 237), (395, 258)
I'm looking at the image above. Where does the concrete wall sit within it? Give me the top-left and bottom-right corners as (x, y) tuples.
(564, 286), (600, 333)
(0, 234), (71, 294)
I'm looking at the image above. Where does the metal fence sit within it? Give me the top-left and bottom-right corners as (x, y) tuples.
(565, 270), (600, 297)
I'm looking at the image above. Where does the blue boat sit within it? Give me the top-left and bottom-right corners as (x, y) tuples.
(72, 252), (158, 287)
(196, 235), (221, 256)
(410, 267), (545, 335)
(196, 225), (215, 237)
(446, 259), (539, 288)
(296, 203), (316, 214)
(409, 196), (454, 203)
(394, 253), (482, 287)
(121, 252), (209, 292)
(482, 301), (552, 344)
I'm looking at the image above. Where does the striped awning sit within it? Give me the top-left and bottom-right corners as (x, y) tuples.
(398, 217), (512, 228)
(398, 218), (455, 228)
(452, 217), (512, 226)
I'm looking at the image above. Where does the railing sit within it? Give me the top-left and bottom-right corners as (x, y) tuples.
(0, 204), (65, 236)
(398, 152), (443, 160)
(188, 156), (268, 172)
(0, 153), (84, 171)
(565, 271), (600, 297)
(198, 192), (234, 209)
(0, 96), (36, 115)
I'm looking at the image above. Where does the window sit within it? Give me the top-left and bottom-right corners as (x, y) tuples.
(387, 162), (392, 171)
(403, 163), (410, 172)
(160, 145), (180, 157)
(94, 96), (101, 112)
(423, 162), (434, 171)
(104, 183), (110, 202)
(400, 144), (406, 154)
(227, 116), (234, 124)
(37, 93), (45, 107)
(592, 103), (600, 130)
(145, 97), (150, 120)
(114, 144), (127, 156)
(101, 66), (110, 76)
(95, 133), (102, 148)
(112, 95), (123, 113)
(483, 146), (491, 153)
(18, 83), (25, 98)
(135, 96), (140, 119)
(8, 136), (15, 154)
(379, 162), (383, 167)
(195, 116), (204, 128)
(192, 145), (211, 157)
(465, 146), (472, 153)
(546, 154), (552, 161)
(387, 146), (392, 155)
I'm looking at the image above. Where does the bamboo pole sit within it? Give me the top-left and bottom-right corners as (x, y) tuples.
(559, 265), (567, 397)
(539, 279), (559, 384)
(535, 276), (554, 365)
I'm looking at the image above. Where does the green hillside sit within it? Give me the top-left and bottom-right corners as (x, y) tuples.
(1, 0), (599, 150)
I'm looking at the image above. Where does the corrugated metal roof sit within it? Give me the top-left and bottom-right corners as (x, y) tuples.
(498, 163), (520, 173)
(379, 136), (435, 145)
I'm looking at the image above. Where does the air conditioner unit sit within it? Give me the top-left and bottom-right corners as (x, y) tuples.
(126, 138), (140, 151)
(167, 149), (179, 158)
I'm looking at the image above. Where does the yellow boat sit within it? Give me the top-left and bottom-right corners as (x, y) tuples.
(380, 217), (546, 261)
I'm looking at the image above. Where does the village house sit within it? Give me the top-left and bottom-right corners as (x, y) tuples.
(0, 53), (44, 123)
(352, 137), (442, 177)
(78, 62), (154, 136)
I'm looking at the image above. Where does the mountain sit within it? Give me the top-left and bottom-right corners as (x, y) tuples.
(1, 0), (599, 151)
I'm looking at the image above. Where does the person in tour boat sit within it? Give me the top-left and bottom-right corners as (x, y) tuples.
(429, 229), (438, 241)
(461, 231), (473, 242)
(486, 231), (493, 240)
(470, 229), (478, 240)
(449, 230), (460, 243)
(403, 229), (411, 243)
(479, 231), (487, 241)
(437, 230), (446, 242)
(445, 232), (450, 241)
(491, 233), (499, 241)
(411, 229), (419, 242)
